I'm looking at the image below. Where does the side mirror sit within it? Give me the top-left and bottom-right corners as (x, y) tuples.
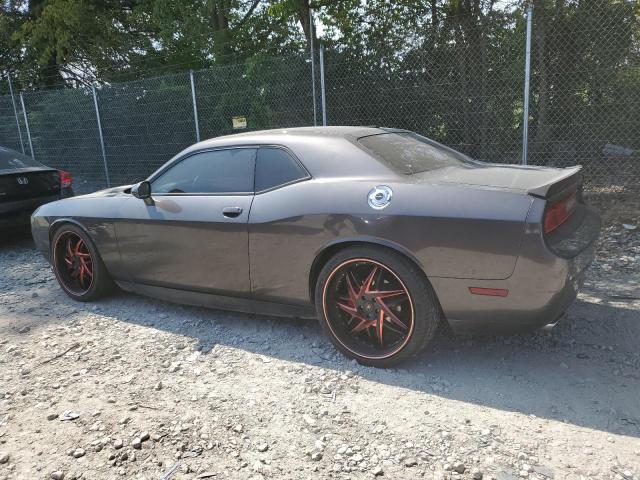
(132, 181), (151, 199)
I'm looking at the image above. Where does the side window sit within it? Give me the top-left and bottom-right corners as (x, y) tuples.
(255, 147), (308, 192)
(152, 148), (256, 194)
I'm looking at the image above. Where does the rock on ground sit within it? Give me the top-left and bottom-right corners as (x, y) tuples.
(0, 195), (638, 479)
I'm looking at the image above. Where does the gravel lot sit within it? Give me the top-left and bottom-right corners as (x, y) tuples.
(0, 195), (638, 480)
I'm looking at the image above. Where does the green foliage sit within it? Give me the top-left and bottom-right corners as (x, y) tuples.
(0, 0), (638, 186)
(1, 0), (314, 85)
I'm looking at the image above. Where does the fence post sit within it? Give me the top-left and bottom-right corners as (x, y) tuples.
(92, 85), (111, 187)
(319, 43), (327, 126)
(309, 8), (318, 126)
(7, 75), (25, 154)
(19, 92), (34, 159)
(521, 2), (533, 165)
(189, 70), (201, 142)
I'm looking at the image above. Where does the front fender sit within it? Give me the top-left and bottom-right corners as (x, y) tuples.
(30, 195), (126, 278)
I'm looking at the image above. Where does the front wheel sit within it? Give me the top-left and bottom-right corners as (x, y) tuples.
(315, 246), (442, 368)
(51, 224), (113, 301)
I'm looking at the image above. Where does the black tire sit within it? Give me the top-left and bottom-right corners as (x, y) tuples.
(315, 246), (442, 368)
(51, 224), (113, 301)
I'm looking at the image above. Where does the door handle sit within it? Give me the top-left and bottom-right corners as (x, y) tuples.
(222, 206), (243, 218)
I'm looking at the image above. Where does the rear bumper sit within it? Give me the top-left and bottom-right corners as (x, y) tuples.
(431, 200), (600, 334)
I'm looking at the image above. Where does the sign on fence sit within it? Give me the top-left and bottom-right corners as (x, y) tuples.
(232, 116), (247, 130)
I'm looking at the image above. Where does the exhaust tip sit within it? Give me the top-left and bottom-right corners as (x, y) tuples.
(541, 313), (566, 331)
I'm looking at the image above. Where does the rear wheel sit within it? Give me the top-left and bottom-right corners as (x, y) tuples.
(52, 224), (113, 301)
(315, 246), (442, 368)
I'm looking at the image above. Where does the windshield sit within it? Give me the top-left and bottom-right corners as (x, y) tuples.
(0, 147), (44, 171)
(358, 132), (474, 174)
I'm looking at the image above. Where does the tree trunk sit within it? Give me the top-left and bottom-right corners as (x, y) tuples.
(210, 0), (233, 63)
(28, 0), (63, 86)
(296, 0), (318, 51)
(431, 0), (438, 28)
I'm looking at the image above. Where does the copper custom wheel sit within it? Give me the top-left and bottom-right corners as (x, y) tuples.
(316, 246), (442, 367)
(54, 231), (94, 295)
(322, 258), (415, 360)
(51, 225), (113, 301)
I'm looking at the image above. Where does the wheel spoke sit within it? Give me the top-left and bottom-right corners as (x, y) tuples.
(337, 302), (369, 324)
(350, 318), (376, 335)
(384, 322), (407, 336)
(376, 298), (408, 330)
(369, 289), (406, 299)
(358, 265), (378, 297)
(336, 301), (358, 316)
(376, 309), (384, 347)
(375, 267), (385, 290)
(78, 264), (86, 287)
(345, 272), (360, 303)
(80, 258), (93, 278)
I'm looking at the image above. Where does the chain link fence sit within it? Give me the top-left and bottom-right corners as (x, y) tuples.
(323, 9), (526, 167)
(0, 86), (25, 154)
(97, 72), (196, 187)
(525, 0), (639, 192)
(20, 87), (107, 189)
(1, 3), (638, 194)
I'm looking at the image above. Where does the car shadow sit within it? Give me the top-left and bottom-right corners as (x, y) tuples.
(1, 236), (638, 439)
(114, 288), (640, 439)
(0, 227), (32, 245)
(9, 293), (640, 439)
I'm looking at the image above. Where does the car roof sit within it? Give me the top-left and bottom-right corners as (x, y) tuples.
(229, 126), (388, 139)
(170, 126), (402, 179)
(196, 126), (390, 146)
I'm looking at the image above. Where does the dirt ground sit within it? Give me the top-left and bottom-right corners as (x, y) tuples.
(0, 194), (638, 480)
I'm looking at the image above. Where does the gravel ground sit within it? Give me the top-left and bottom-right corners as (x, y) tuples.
(0, 195), (639, 480)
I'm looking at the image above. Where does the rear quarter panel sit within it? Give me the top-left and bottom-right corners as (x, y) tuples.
(249, 179), (533, 305)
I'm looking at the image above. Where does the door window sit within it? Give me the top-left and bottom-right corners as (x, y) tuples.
(255, 147), (308, 192)
(152, 148), (256, 194)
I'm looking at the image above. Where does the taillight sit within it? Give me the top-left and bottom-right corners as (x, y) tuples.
(543, 190), (577, 234)
(59, 170), (72, 188)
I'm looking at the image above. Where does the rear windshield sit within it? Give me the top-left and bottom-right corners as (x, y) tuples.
(0, 147), (43, 171)
(358, 132), (473, 174)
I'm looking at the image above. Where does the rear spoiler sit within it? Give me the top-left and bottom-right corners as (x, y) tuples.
(527, 166), (582, 200)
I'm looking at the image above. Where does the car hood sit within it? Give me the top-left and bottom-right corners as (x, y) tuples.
(423, 163), (582, 198)
(77, 184), (133, 198)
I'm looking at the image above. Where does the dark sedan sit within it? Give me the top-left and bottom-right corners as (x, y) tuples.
(31, 127), (600, 367)
(1, 146), (73, 230)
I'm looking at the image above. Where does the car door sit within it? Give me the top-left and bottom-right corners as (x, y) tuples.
(115, 147), (256, 296)
(248, 146), (313, 304)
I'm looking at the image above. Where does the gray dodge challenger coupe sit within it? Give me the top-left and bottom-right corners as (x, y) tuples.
(31, 127), (601, 367)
